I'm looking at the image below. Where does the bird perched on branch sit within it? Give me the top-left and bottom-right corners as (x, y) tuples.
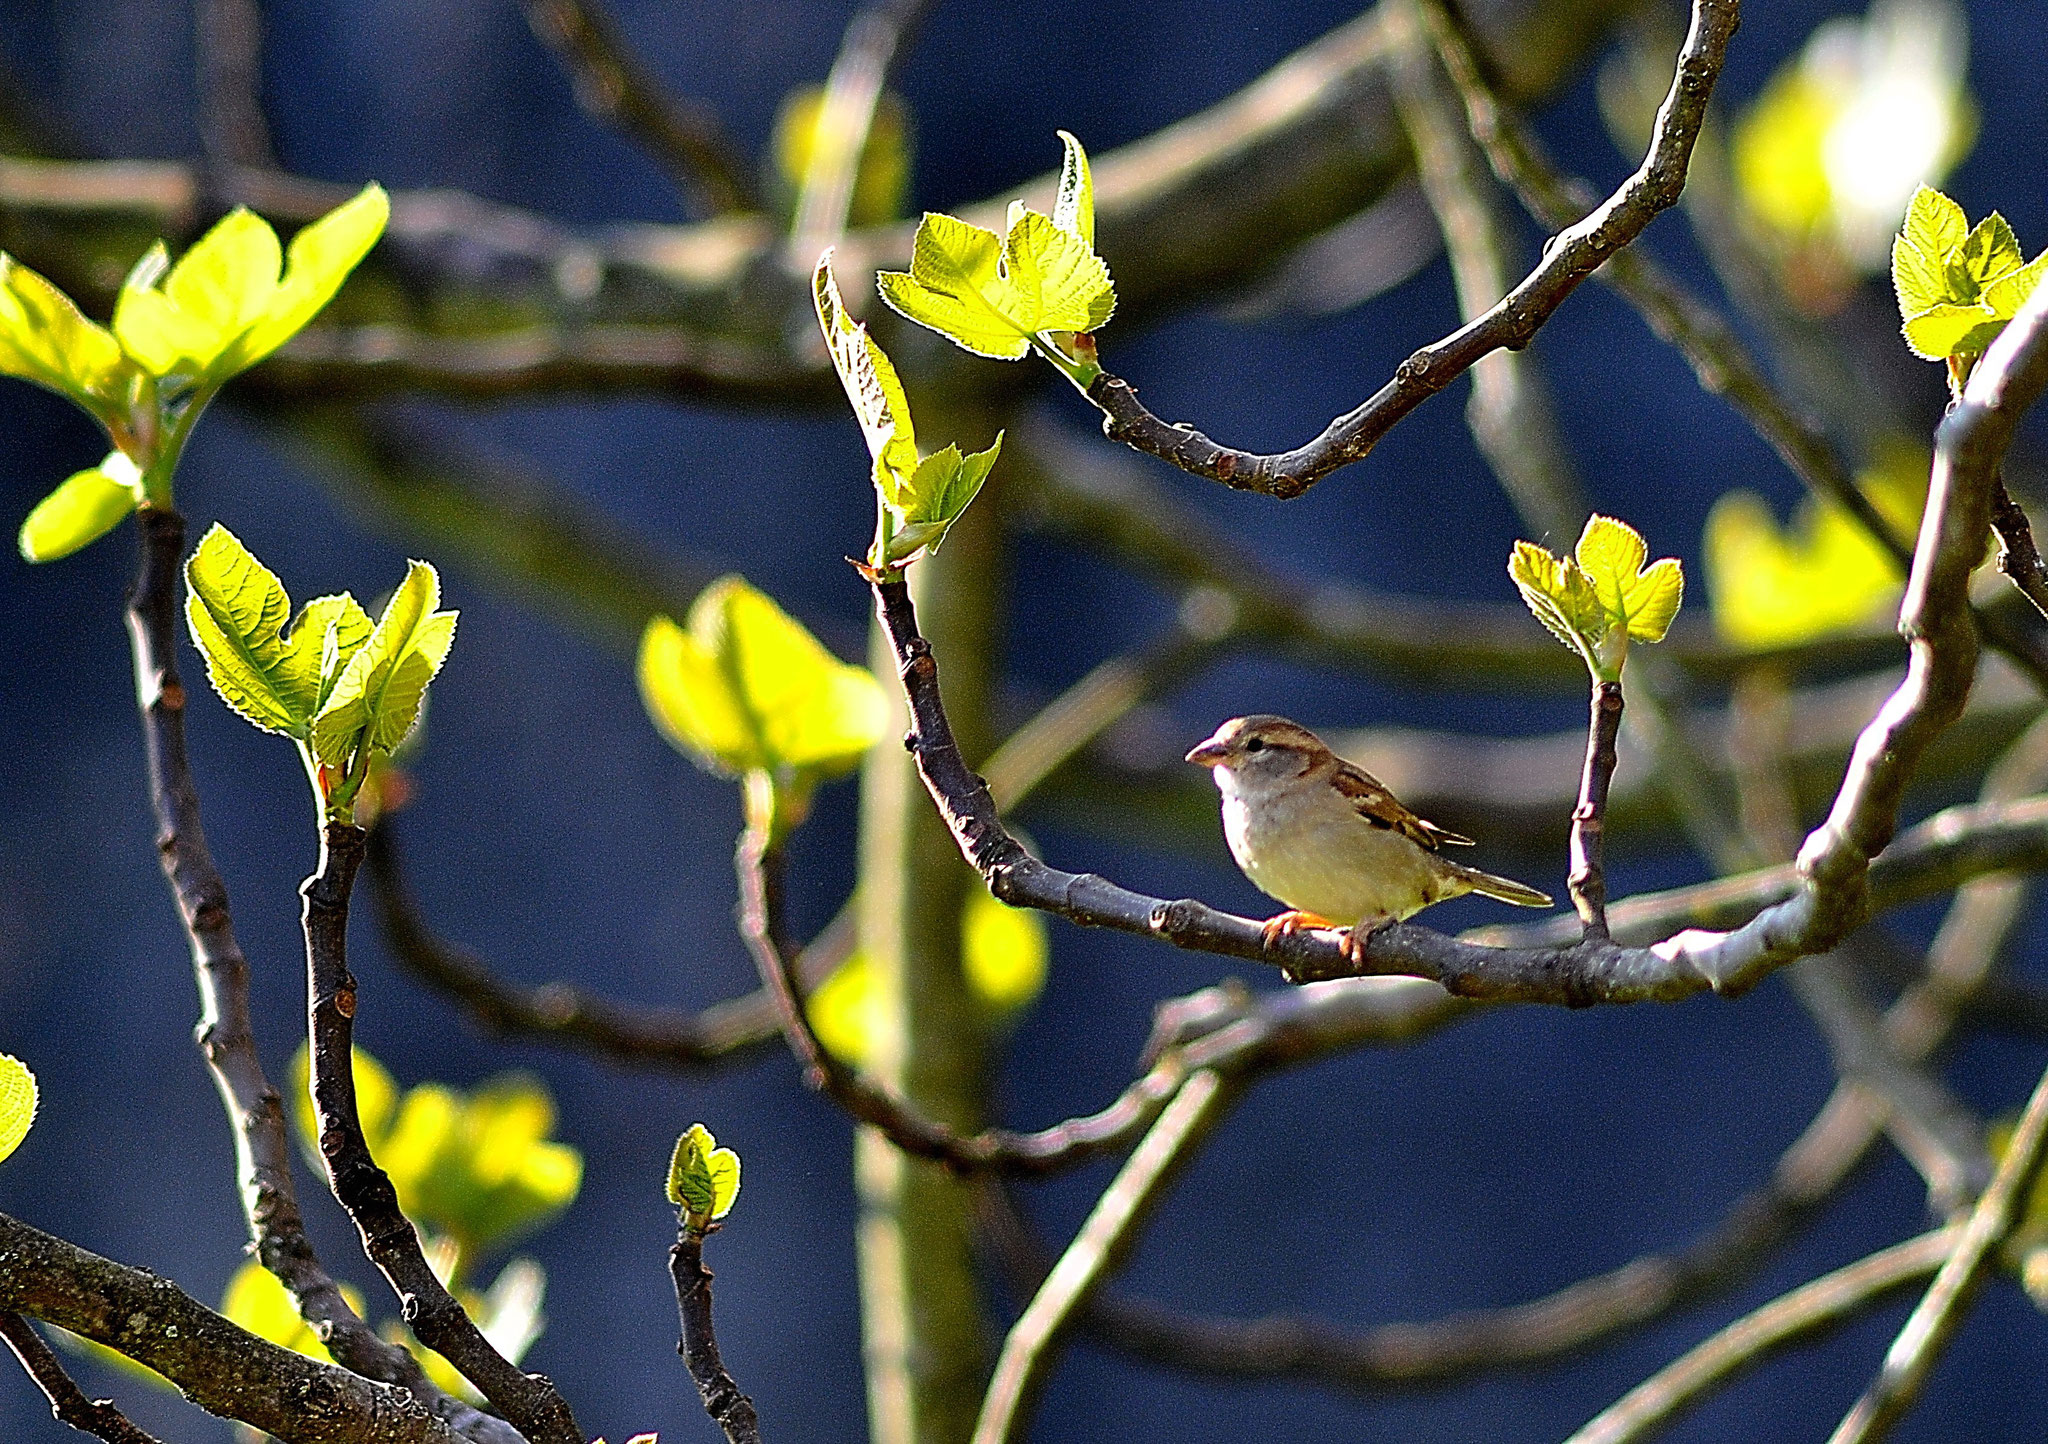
(1187, 715), (1553, 959)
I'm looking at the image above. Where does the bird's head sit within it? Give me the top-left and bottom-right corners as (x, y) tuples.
(1185, 714), (1330, 786)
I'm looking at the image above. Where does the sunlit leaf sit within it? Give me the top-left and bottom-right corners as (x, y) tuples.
(17, 453), (141, 563)
(1574, 515), (1684, 643)
(878, 212), (1031, 360)
(1002, 211), (1114, 334)
(638, 577), (887, 780)
(0, 255), (134, 414)
(0, 1054), (37, 1165)
(886, 435), (1004, 565)
(667, 1123), (741, 1225)
(232, 184), (390, 370)
(220, 1259), (367, 1367)
(962, 890), (1047, 1015)
(1053, 130), (1096, 250)
(1891, 186), (2047, 362)
(814, 250), (919, 500)
(310, 560), (457, 767)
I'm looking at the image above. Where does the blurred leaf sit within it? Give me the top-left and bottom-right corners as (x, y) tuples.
(0, 253), (135, 416)
(290, 1044), (402, 1162)
(17, 453), (140, 563)
(807, 948), (886, 1068)
(962, 890), (1047, 1015)
(637, 576), (887, 781)
(220, 1259), (367, 1367)
(771, 85), (911, 227)
(1705, 444), (1924, 648)
(667, 1123), (741, 1227)
(310, 559), (457, 769)
(0, 1053), (36, 1164)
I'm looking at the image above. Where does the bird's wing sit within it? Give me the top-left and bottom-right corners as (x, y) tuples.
(1329, 761), (1474, 850)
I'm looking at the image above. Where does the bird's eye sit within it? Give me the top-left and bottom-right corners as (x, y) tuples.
(1243, 737), (1265, 752)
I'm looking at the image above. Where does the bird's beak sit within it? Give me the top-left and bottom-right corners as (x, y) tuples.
(1185, 733), (1230, 767)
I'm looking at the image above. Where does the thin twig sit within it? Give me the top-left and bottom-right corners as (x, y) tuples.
(0, 1310), (165, 1444)
(301, 825), (583, 1444)
(518, 0), (754, 214)
(972, 1071), (1231, 1444)
(192, 0), (275, 172)
(1828, 1055), (2048, 1443)
(1569, 681), (1625, 939)
(669, 1227), (763, 1444)
(122, 512), (480, 1426)
(0, 1212), (463, 1444)
(1990, 479), (2048, 623)
(1568, 1228), (1957, 1444)
(787, 0), (936, 256)
(1080, 0), (1738, 497)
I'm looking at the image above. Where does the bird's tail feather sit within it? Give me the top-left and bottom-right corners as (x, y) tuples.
(1449, 862), (1553, 909)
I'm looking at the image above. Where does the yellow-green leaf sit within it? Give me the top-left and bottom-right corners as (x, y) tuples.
(1507, 540), (1606, 654)
(0, 255), (133, 412)
(183, 523), (306, 735)
(962, 889), (1047, 1015)
(17, 453), (141, 563)
(1902, 302), (2003, 362)
(310, 559), (457, 766)
(1052, 130), (1096, 250)
(885, 434), (1003, 565)
(814, 249), (919, 500)
(0, 1054), (37, 1165)
(878, 212), (1029, 359)
(1892, 188), (2047, 362)
(232, 184), (390, 370)
(1573, 514), (1685, 643)
(637, 576), (888, 779)
(667, 1123), (740, 1223)
(1003, 210), (1115, 334)
(807, 949), (885, 1068)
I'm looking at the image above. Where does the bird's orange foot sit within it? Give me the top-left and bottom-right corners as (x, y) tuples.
(1260, 910), (1338, 953)
(1341, 916), (1395, 966)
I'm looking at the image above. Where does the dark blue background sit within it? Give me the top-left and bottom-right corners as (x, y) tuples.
(3, 1), (2047, 1441)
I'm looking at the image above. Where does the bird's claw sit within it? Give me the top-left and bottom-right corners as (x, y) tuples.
(1260, 910), (1337, 952)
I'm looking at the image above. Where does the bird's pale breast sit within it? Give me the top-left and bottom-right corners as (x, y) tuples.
(1216, 766), (1450, 923)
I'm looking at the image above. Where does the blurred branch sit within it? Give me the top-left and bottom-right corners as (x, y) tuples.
(1568, 1228), (1956, 1444)
(519, 0), (756, 215)
(1828, 1054), (2048, 1444)
(193, 0), (274, 171)
(788, 0), (935, 256)
(1079, 0), (1736, 497)
(0, 1311), (164, 1444)
(972, 1071), (1231, 1444)
(1386, 1), (1584, 542)
(303, 826), (582, 1444)
(669, 1226), (763, 1444)
(0, 1211), (464, 1444)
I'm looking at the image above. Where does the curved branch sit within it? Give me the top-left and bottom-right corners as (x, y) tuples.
(0, 1311), (164, 1444)
(1078, 0), (1737, 497)
(670, 1227), (763, 1444)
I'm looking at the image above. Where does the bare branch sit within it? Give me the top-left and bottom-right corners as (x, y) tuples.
(302, 825), (583, 1444)
(973, 1071), (1231, 1444)
(1990, 480), (2048, 623)
(1829, 1054), (2048, 1442)
(0, 1212), (463, 1444)
(518, 0), (755, 214)
(192, 0), (275, 172)
(670, 1227), (763, 1444)
(1079, 0), (1737, 497)
(1568, 682), (1625, 939)
(0, 1311), (164, 1444)
(1569, 1229), (1956, 1444)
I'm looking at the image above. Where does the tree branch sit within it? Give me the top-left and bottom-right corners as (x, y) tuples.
(0, 1311), (164, 1444)
(192, 0), (275, 172)
(122, 511), (488, 1429)
(0, 1212), (463, 1444)
(1568, 1228), (1957, 1444)
(1078, 0), (1736, 497)
(972, 1071), (1231, 1444)
(669, 1227), (763, 1444)
(1828, 1052), (2048, 1443)
(1569, 681), (1625, 939)
(787, 0), (936, 255)
(1990, 479), (2048, 623)
(518, 0), (755, 214)
(302, 825), (583, 1444)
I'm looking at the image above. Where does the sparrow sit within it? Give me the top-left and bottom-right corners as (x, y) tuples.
(1186, 715), (1553, 957)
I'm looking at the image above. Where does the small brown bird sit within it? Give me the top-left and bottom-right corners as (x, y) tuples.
(1186, 715), (1553, 955)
